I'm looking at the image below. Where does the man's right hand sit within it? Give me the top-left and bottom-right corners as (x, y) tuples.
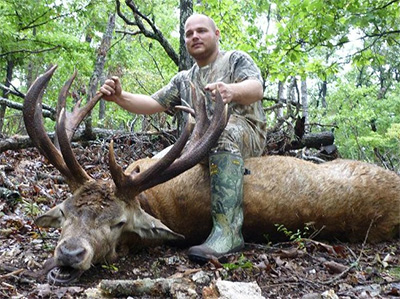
(100, 76), (122, 102)
(98, 76), (166, 115)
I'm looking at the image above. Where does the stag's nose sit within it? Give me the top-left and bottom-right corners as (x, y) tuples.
(57, 242), (87, 266)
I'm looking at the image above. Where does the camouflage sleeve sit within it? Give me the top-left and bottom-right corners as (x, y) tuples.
(230, 51), (263, 87)
(151, 72), (185, 112)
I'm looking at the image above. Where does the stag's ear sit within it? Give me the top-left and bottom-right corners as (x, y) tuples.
(127, 205), (184, 241)
(35, 204), (65, 228)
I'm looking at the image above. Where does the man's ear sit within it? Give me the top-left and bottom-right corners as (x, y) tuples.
(215, 29), (220, 39)
(35, 203), (65, 228)
(126, 203), (184, 241)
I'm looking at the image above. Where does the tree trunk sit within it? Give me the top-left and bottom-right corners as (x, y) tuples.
(318, 80), (327, 108)
(301, 79), (308, 125)
(178, 0), (193, 71)
(84, 13), (116, 138)
(291, 131), (335, 149)
(286, 76), (297, 117)
(0, 97), (55, 120)
(277, 81), (284, 119)
(98, 72), (107, 122)
(0, 60), (15, 134)
(26, 27), (38, 92)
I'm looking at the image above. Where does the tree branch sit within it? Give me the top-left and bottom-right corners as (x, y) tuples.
(0, 46), (60, 58)
(0, 97), (55, 120)
(0, 83), (25, 98)
(19, 2), (93, 31)
(115, 0), (179, 66)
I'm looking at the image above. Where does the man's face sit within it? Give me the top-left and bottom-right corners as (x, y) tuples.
(184, 15), (220, 62)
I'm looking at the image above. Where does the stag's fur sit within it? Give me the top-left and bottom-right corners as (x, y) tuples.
(135, 155), (400, 244)
(36, 151), (400, 281)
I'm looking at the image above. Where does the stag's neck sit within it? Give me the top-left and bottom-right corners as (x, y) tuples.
(135, 163), (213, 245)
(137, 192), (156, 217)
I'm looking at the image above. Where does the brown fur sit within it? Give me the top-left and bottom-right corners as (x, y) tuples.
(37, 155), (400, 272)
(137, 156), (400, 244)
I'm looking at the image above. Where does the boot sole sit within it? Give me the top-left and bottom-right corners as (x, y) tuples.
(188, 253), (209, 264)
(187, 243), (245, 264)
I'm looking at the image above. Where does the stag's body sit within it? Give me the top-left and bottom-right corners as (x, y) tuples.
(136, 156), (400, 244)
(24, 66), (400, 284)
(40, 154), (400, 281)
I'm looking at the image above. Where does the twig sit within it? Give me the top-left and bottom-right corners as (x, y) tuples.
(0, 170), (16, 190)
(99, 277), (191, 297)
(0, 268), (25, 279)
(308, 225), (325, 240)
(319, 218), (375, 285)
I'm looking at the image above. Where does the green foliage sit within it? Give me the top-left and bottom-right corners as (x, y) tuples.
(309, 73), (400, 166)
(102, 263), (119, 272)
(388, 267), (400, 279)
(21, 199), (41, 218)
(0, 0), (399, 171)
(275, 223), (310, 248)
(222, 254), (253, 270)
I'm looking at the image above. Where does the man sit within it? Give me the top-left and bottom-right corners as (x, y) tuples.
(100, 14), (266, 263)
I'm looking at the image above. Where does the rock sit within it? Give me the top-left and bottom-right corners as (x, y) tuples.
(214, 280), (264, 299)
(191, 270), (212, 284)
(302, 293), (322, 299)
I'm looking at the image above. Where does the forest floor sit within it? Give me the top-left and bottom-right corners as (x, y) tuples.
(0, 135), (399, 298)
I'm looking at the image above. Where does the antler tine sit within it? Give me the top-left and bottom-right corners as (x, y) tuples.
(57, 107), (92, 185)
(23, 66), (95, 191)
(136, 90), (228, 193)
(23, 65), (73, 181)
(109, 87), (227, 197)
(55, 71), (102, 147)
(53, 70), (77, 150)
(109, 113), (196, 194)
(183, 83), (209, 153)
(174, 105), (195, 117)
(65, 93), (103, 138)
(51, 70), (102, 187)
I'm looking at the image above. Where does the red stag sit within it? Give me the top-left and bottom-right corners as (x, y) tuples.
(23, 66), (400, 284)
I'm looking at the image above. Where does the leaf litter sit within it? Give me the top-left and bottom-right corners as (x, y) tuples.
(0, 135), (399, 298)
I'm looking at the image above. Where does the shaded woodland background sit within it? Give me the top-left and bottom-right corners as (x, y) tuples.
(0, 1), (400, 297)
(0, 0), (399, 171)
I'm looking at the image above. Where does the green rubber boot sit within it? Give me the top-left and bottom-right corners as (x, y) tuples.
(188, 152), (245, 263)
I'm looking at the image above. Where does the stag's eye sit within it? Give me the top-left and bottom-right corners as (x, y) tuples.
(60, 209), (66, 218)
(111, 221), (126, 230)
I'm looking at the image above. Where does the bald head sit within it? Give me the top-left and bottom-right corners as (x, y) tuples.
(184, 14), (220, 66)
(185, 14), (217, 32)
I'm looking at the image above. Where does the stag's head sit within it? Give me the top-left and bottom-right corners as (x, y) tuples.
(24, 66), (228, 284)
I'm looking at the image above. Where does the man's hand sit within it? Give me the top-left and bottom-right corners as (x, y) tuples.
(205, 80), (263, 106)
(100, 76), (122, 102)
(205, 82), (233, 104)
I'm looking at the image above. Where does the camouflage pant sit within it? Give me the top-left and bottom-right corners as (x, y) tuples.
(210, 114), (266, 159)
(154, 114), (265, 161)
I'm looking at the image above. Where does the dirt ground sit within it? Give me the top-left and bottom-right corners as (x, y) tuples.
(0, 136), (399, 298)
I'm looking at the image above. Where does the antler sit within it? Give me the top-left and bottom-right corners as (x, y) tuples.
(54, 70), (102, 147)
(184, 83), (209, 150)
(23, 66), (101, 191)
(109, 88), (229, 198)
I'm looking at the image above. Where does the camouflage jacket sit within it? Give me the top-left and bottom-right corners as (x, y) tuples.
(152, 50), (266, 137)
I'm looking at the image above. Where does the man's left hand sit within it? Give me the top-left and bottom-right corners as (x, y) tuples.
(205, 82), (233, 104)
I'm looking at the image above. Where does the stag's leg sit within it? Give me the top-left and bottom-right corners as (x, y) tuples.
(188, 152), (245, 262)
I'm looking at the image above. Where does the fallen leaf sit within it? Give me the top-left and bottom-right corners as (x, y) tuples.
(324, 261), (348, 274)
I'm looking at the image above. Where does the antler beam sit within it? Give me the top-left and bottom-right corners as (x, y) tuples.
(23, 66), (101, 191)
(109, 87), (229, 197)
